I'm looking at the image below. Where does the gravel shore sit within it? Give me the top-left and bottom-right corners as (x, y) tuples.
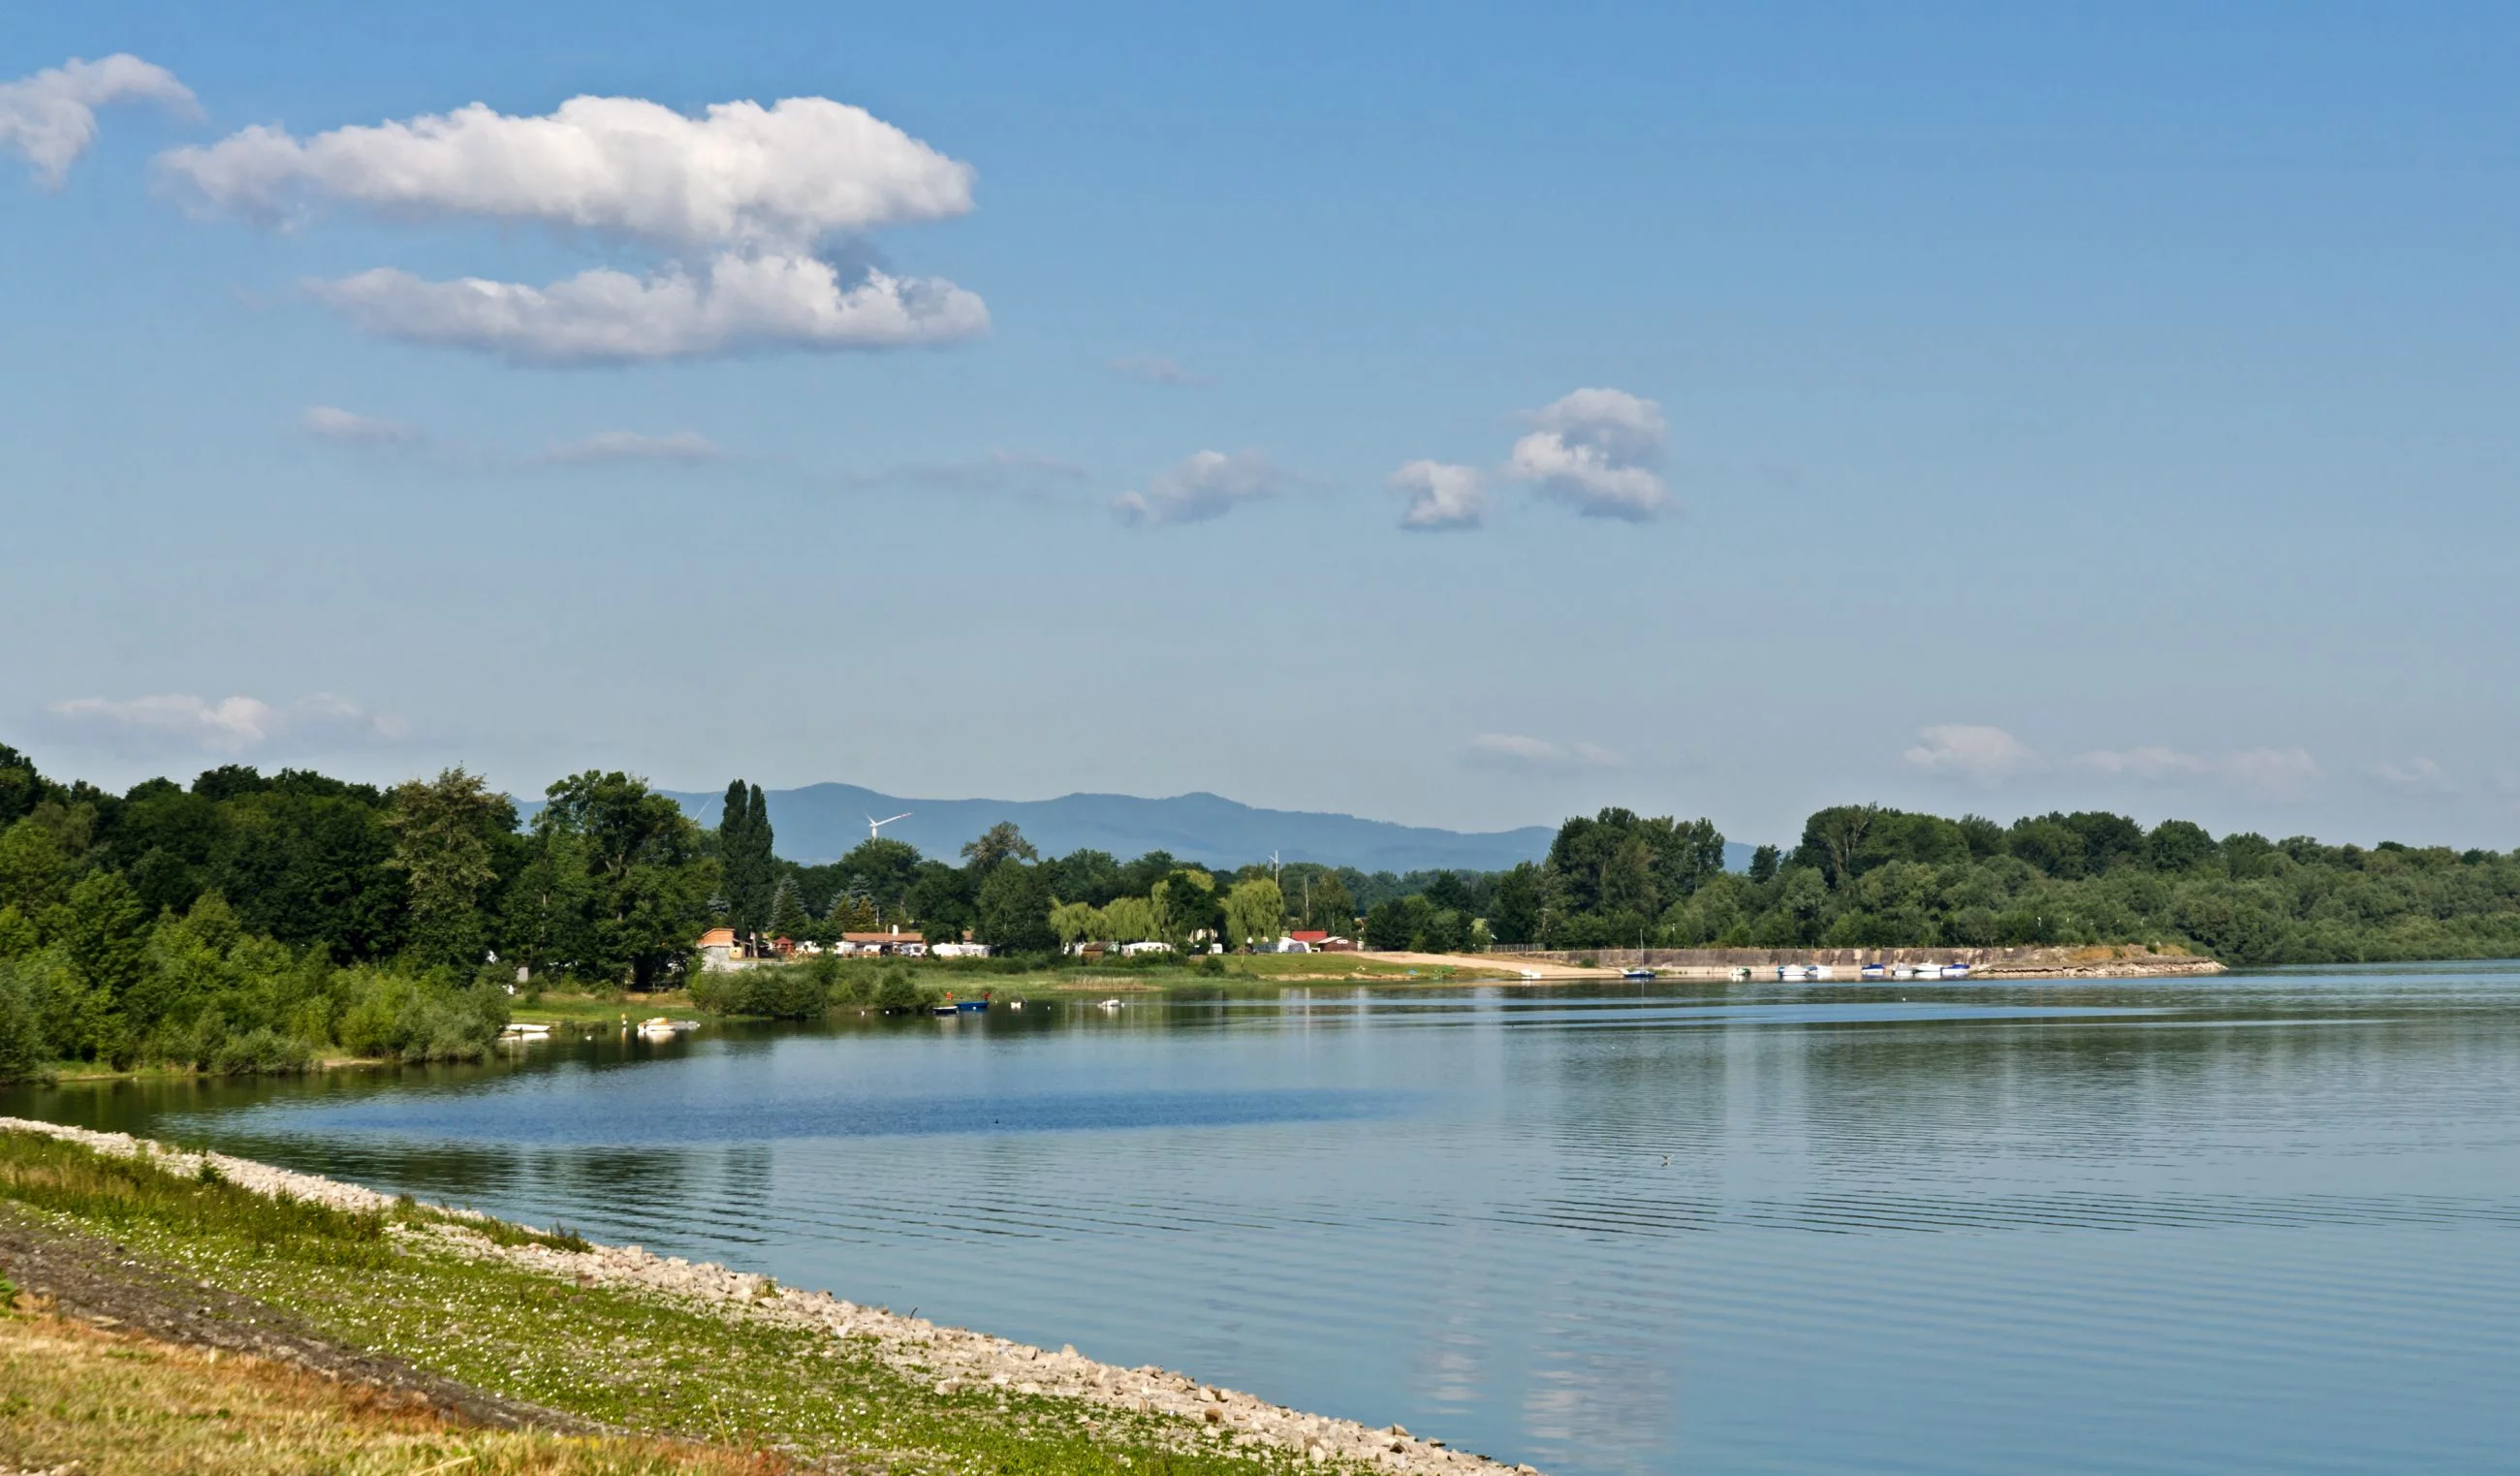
(1, 1116), (1536, 1475)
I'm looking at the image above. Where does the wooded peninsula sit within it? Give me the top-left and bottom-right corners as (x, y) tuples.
(4, 740), (2516, 1082)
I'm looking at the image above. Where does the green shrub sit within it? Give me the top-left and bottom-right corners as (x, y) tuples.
(873, 966), (931, 1015)
(690, 960), (833, 1019)
(334, 969), (507, 1063)
(208, 1026), (316, 1076)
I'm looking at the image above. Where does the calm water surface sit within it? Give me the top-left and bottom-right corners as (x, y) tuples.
(11, 964), (2520, 1475)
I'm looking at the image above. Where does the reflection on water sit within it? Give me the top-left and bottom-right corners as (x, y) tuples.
(12, 967), (2520, 1475)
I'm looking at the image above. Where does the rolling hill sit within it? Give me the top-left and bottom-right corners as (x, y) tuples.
(655, 784), (1564, 873)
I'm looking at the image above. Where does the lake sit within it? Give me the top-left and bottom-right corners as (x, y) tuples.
(11, 963), (2520, 1475)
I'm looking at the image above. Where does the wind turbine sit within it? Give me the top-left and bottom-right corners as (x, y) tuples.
(866, 812), (912, 841)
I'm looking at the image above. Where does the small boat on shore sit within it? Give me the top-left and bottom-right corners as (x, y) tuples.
(1860, 963), (1887, 980)
(1622, 967), (1657, 981)
(499, 1021), (551, 1043)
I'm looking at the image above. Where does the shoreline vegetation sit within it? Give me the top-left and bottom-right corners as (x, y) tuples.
(0, 1117), (1529, 1475)
(6, 739), (2515, 1083)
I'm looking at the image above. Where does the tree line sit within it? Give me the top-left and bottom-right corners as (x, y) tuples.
(10, 734), (2516, 1080)
(0, 744), (719, 1080)
(1465, 802), (2520, 966)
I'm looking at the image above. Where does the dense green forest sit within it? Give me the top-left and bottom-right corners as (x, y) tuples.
(1467, 803), (2520, 964)
(0, 744), (712, 1080)
(7, 738), (2518, 1081)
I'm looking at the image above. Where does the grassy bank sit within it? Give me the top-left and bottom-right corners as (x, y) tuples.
(0, 1125), (1403, 1476)
(509, 989), (701, 1024)
(0, 1310), (778, 1474)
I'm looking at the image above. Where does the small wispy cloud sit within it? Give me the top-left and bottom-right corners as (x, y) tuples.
(1466, 733), (1625, 772)
(1902, 725), (2321, 800)
(43, 693), (406, 757)
(299, 404), (419, 445)
(300, 407), (733, 469)
(844, 448), (1091, 498)
(533, 429), (726, 465)
(1, 53), (195, 186)
(2077, 744), (2320, 800)
(1903, 724), (2043, 783)
(1107, 355), (1206, 386)
(2372, 757), (2457, 795)
(1112, 449), (1299, 528)
(1389, 459), (1485, 532)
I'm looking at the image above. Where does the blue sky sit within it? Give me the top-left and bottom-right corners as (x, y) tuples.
(4, 1), (2516, 849)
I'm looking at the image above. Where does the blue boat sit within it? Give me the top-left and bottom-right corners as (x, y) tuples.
(1622, 967), (1657, 981)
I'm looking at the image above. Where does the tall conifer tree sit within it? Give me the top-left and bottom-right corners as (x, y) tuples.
(744, 783), (773, 933)
(719, 780), (754, 934)
(716, 780), (778, 936)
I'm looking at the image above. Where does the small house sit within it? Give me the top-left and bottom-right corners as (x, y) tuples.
(840, 927), (929, 957)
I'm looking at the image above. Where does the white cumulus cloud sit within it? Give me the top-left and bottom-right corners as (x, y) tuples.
(1389, 459), (1485, 531)
(160, 91), (986, 363)
(0, 53), (194, 186)
(1903, 724), (2044, 783)
(1112, 450), (1293, 527)
(303, 254), (986, 365)
(1466, 733), (1625, 772)
(44, 693), (404, 757)
(157, 94), (973, 248)
(1505, 387), (1673, 520)
(299, 404), (419, 444)
(533, 429), (725, 465)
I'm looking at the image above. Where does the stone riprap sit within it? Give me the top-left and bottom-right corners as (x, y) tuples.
(0, 1117), (1537, 1475)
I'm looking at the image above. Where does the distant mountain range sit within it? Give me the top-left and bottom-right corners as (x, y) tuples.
(648, 783), (1573, 873)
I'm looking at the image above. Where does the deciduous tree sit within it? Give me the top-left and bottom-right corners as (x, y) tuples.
(385, 767), (514, 971)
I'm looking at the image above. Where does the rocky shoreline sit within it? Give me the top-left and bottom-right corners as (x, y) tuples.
(0, 1116), (1534, 1475)
(1475, 942), (2224, 980)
